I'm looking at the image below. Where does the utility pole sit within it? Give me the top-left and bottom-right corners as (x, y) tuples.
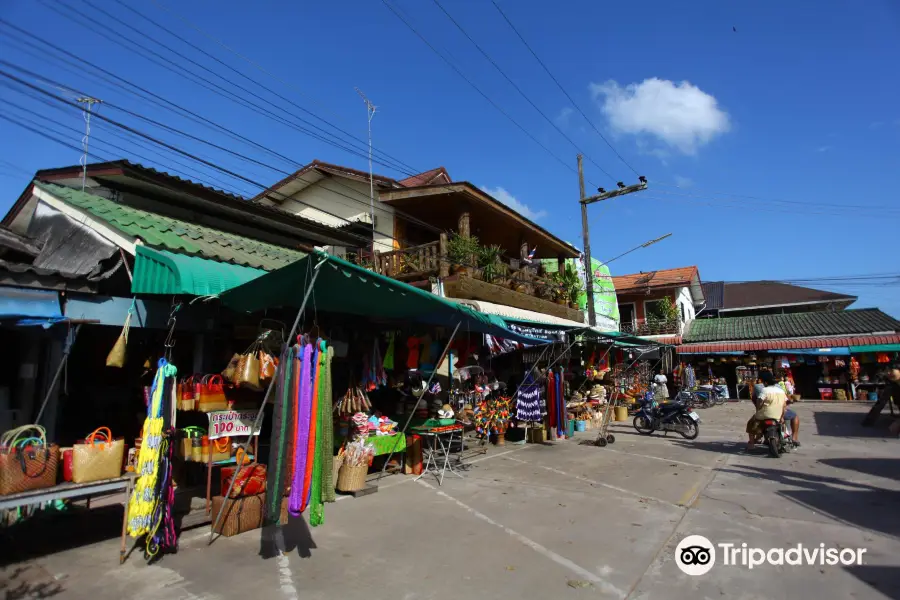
(579, 154), (648, 328)
(355, 88), (377, 253)
(76, 96), (102, 191)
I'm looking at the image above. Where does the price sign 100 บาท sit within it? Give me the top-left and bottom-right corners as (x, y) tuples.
(207, 410), (262, 440)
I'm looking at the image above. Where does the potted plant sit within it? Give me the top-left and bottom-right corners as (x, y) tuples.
(447, 233), (479, 276)
(477, 244), (503, 284)
(559, 264), (583, 309)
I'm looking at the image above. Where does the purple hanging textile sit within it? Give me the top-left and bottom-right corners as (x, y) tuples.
(556, 368), (566, 438)
(289, 343), (313, 516)
(304, 342), (319, 508)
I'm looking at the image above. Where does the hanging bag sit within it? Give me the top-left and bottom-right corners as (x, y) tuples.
(235, 343), (262, 391)
(105, 304), (133, 368)
(198, 375), (228, 412)
(71, 427), (125, 483)
(178, 375), (200, 411)
(0, 425), (59, 495)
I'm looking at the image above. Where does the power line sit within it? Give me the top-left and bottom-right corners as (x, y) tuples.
(489, 0), (640, 178)
(110, 0), (420, 177)
(430, 0), (617, 182)
(378, 0), (594, 187)
(36, 0), (412, 176)
(654, 181), (899, 213)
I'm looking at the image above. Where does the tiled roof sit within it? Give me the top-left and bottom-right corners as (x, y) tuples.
(612, 266), (699, 294)
(398, 167), (451, 187)
(684, 308), (900, 343)
(35, 182), (304, 271)
(251, 159), (399, 203)
(717, 281), (856, 311)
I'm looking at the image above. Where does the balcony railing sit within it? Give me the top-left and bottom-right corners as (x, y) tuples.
(620, 318), (683, 336)
(373, 240), (443, 280)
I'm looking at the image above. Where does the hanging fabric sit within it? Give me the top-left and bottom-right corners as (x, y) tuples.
(383, 332), (396, 371)
(127, 358), (178, 558)
(302, 343), (322, 510)
(321, 344), (336, 504)
(265, 344), (294, 524)
(289, 343), (313, 516)
(309, 340), (329, 526)
(516, 372), (544, 422)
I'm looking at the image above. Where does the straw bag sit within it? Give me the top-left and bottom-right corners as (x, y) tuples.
(71, 427), (125, 483)
(235, 352), (261, 391)
(259, 351), (278, 383)
(0, 425), (59, 495)
(179, 426), (205, 461)
(211, 437), (231, 463)
(178, 375), (201, 411)
(105, 305), (132, 368)
(222, 354), (241, 381)
(198, 375), (228, 412)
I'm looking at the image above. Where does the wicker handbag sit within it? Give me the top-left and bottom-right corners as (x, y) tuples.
(71, 427), (124, 483)
(0, 425), (59, 495)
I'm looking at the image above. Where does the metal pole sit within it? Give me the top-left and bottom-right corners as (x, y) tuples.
(578, 155), (596, 327)
(35, 324), (81, 425)
(210, 258), (326, 543)
(378, 321), (461, 481)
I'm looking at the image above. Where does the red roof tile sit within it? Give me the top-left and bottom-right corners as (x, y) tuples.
(398, 167), (451, 187)
(677, 334), (900, 353)
(612, 266), (699, 294)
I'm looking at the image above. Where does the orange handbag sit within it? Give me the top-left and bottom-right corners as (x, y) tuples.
(198, 375), (228, 412)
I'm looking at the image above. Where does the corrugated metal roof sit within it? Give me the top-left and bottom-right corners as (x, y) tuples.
(701, 281), (725, 310)
(684, 308), (900, 343)
(35, 182), (304, 271)
(132, 246), (266, 296)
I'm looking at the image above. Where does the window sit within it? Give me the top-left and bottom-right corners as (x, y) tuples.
(680, 302), (686, 323)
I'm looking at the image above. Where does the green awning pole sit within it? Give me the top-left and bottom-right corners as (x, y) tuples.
(210, 258), (325, 544)
(378, 321), (461, 482)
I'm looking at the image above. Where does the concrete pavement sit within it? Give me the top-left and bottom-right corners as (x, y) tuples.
(4, 401), (900, 599)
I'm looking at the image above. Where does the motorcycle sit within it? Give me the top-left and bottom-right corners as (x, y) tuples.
(761, 418), (795, 458)
(633, 398), (700, 439)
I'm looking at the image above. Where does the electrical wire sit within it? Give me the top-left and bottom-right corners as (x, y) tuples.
(378, 0), (593, 187)
(430, 0), (616, 182)
(487, 0), (640, 178)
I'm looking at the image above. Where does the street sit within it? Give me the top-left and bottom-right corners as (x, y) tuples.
(4, 401), (900, 599)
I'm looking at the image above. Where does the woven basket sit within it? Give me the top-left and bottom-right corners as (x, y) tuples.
(0, 445), (59, 496)
(211, 492), (265, 537)
(336, 464), (367, 492)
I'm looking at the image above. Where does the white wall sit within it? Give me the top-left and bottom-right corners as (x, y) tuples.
(266, 178), (397, 253)
(676, 286), (696, 325)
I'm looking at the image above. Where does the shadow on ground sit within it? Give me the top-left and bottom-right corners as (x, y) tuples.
(718, 463), (900, 538)
(813, 410), (895, 439)
(0, 565), (64, 599)
(844, 565), (900, 600)
(819, 458), (900, 483)
(0, 505), (124, 566)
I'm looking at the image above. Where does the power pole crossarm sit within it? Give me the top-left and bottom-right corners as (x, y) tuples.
(578, 156), (648, 328)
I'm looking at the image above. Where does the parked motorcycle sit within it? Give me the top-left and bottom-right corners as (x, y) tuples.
(633, 398), (700, 439)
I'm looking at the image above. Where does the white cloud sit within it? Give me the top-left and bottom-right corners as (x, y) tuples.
(816, 145), (832, 153)
(481, 186), (547, 221)
(673, 175), (694, 188)
(555, 107), (574, 127)
(590, 78), (731, 155)
(869, 121), (885, 129)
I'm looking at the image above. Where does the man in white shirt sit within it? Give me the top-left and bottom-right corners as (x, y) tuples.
(746, 371), (787, 450)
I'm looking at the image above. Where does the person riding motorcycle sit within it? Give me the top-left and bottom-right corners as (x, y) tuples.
(746, 371), (787, 450)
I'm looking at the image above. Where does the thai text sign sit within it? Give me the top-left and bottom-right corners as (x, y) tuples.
(207, 410), (261, 440)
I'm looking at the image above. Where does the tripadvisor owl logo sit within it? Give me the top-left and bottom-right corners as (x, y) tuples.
(675, 535), (715, 576)
(674, 535), (867, 575)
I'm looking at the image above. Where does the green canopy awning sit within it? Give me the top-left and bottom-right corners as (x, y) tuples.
(218, 251), (546, 344)
(132, 246), (267, 296)
(569, 327), (671, 348)
(850, 344), (900, 353)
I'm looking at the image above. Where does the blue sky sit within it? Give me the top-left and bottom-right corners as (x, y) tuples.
(1, 0), (899, 314)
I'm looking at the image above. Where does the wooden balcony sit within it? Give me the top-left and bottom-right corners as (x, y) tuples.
(372, 238), (584, 323)
(373, 240), (443, 281)
(620, 318), (683, 336)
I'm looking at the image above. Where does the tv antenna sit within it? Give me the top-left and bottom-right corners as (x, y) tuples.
(76, 96), (102, 191)
(355, 88), (377, 251)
